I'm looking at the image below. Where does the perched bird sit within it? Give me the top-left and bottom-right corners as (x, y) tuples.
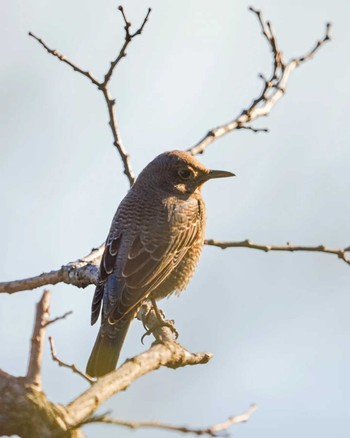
(86, 150), (234, 377)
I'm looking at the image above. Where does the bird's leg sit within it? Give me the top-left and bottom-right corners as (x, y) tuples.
(140, 298), (179, 344)
(150, 297), (165, 321)
(150, 297), (179, 339)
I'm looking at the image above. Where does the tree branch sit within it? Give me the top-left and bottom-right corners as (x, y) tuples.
(29, 6), (152, 186)
(187, 7), (331, 156)
(48, 336), (95, 385)
(205, 239), (350, 266)
(2, 236), (350, 295)
(67, 343), (212, 426)
(0, 244), (103, 294)
(102, 6), (151, 86)
(85, 404), (257, 436)
(28, 32), (100, 86)
(67, 303), (212, 426)
(44, 310), (73, 328)
(26, 290), (50, 389)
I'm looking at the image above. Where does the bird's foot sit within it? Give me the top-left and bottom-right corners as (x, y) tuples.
(140, 299), (179, 344)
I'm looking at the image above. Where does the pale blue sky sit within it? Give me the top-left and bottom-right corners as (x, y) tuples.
(1, 1), (350, 437)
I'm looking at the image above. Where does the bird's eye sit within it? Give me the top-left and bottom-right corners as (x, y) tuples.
(178, 168), (193, 180)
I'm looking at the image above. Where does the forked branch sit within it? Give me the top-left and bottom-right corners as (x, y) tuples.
(187, 7), (331, 156)
(29, 6), (152, 186)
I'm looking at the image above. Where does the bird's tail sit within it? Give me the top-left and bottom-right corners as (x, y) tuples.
(86, 316), (132, 377)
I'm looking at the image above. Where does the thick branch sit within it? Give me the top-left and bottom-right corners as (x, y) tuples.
(187, 8), (331, 156)
(0, 244), (103, 294)
(26, 290), (50, 389)
(205, 239), (350, 266)
(67, 342), (212, 426)
(67, 304), (211, 425)
(86, 404), (257, 436)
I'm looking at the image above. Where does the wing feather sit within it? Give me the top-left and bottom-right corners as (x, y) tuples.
(94, 199), (203, 327)
(106, 214), (201, 324)
(90, 234), (121, 325)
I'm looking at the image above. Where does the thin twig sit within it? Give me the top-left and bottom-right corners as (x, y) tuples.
(29, 6), (152, 186)
(48, 336), (95, 385)
(187, 8), (331, 156)
(205, 239), (350, 266)
(293, 22), (332, 65)
(236, 124), (269, 133)
(43, 310), (73, 327)
(28, 32), (100, 87)
(85, 404), (257, 436)
(26, 290), (51, 389)
(103, 6), (151, 86)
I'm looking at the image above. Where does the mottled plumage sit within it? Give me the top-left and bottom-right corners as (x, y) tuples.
(86, 150), (234, 377)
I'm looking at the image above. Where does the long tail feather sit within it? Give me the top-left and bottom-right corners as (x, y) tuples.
(86, 316), (132, 377)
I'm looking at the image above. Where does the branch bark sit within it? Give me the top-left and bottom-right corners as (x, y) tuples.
(67, 303), (212, 425)
(0, 293), (213, 437)
(26, 290), (51, 389)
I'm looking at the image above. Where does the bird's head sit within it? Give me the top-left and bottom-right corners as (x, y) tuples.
(135, 150), (235, 196)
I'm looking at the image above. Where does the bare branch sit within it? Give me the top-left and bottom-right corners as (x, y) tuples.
(187, 8), (331, 156)
(0, 245), (103, 294)
(26, 290), (50, 389)
(85, 404), (257, 436)
(29, 6), (152, 187)
(67, 305), (212, 425)
(103, 6), (152, 86)
(293, 22), (332, 65)
(44, 310), (73, 327)
(48, 336), (95, 385)
(2, 235), (350, 295)
(101, 86), (135, 186)
(0, 269), (65, 294)
(205, 239), (350, 266)
(28, 32), (100, 87)
(236, 124), (269, 133)
(67, 343), (212, 425)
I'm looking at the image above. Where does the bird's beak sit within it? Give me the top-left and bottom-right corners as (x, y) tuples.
(207, 169), (236, 180)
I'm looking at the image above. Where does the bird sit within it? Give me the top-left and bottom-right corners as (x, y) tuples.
(86, 150), (234, 377)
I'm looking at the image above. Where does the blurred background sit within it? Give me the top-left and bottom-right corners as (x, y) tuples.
(1, 0), (350, 437)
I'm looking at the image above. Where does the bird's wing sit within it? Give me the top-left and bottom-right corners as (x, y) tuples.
(90, 233), (122, 325)
(107, 204), (202, 325)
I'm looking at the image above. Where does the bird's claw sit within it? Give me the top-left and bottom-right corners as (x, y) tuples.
(160, 318), (179, 339)
(140, 298), (179, 343)
(141, 329), (152, 344)
(140, 317), (179, 344)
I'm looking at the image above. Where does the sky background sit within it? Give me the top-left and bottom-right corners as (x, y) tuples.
(1, 0), (350, 437)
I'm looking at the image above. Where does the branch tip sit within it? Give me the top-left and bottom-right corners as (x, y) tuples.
(187, 6), (330, 156)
